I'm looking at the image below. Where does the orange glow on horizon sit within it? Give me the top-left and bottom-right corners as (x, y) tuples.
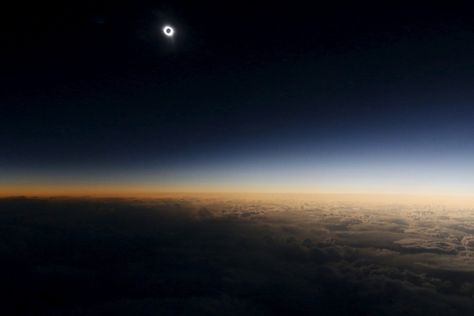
(2, 183), (474, 207)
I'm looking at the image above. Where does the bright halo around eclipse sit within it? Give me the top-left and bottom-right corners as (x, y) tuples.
(163, 25), (175, 37)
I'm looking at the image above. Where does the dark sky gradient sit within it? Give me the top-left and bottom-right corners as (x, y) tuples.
(2, 1), (474, 193)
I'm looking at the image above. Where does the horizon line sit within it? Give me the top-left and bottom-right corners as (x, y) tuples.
(2, 190), (474, 207)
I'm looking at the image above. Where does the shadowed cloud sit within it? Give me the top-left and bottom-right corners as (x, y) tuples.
(1, 197), (474, 315)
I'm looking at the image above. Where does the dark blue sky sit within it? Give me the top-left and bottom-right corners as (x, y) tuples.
(2, 1), (474, 194)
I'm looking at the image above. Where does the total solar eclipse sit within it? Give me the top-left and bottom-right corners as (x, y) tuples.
(5, 3), (474, 315)
(163, 25), (175, 37)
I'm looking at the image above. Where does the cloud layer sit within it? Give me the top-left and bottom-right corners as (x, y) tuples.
(1, 197), (474, 315)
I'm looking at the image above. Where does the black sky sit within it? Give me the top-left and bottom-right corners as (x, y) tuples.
(2, 1), (474, 189)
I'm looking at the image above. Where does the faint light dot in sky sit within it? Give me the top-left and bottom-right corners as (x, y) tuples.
(163, 25), (175, 37)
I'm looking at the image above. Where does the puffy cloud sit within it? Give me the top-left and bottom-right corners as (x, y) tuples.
(1, 197), (474, 315)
